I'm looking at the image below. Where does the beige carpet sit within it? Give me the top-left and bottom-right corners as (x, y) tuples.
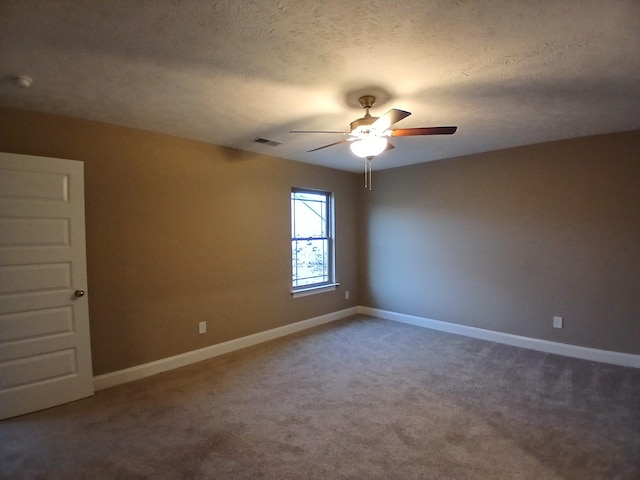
(1, 315), (639, 479)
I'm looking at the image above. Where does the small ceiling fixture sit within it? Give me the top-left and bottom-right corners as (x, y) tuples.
(13, 75), (33, 88)
(291, 95), (457, 189)
(253, 137), (282, 147)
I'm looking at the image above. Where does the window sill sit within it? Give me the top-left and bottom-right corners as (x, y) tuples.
(291, 283), (340, 298)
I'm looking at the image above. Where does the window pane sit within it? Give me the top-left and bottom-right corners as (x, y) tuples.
(292, 238), (329, 287)
(291, 192), (327, 239)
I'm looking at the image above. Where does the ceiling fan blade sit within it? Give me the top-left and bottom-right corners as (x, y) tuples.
(371, 109), (411, 132)
(390, 126), (457, 137)
(307, 139), (349, 152)
(290, 130), (349, 134)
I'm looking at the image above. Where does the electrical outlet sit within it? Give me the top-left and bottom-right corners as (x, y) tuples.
(553, 316), (563, 329)
(345, 290), (350, 300)
(198, 321), (207, 334)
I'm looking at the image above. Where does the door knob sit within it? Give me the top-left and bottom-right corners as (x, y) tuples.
(74, 289), (85, 297)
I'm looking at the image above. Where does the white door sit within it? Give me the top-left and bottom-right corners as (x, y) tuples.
(0, 152), (93, 419)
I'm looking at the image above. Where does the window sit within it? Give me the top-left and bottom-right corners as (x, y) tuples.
(291, 188), (336, 294)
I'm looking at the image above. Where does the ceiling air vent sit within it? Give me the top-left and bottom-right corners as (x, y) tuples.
(254, 138), (282, 147)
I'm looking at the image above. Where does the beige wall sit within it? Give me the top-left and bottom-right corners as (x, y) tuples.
(2, 107), (638, 374)
(360, 131), (640, 354)
(0, 108), (361, 375)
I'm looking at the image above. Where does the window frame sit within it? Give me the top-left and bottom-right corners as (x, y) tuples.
(290, 187), (338, 297)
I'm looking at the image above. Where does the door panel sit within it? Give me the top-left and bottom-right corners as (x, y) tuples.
(0, 217), (71, 247)
(0, 152), (93, 419)
(0, 170), (69, 202)
(1, 307), (74, 343)
(0, 262), (72, 293)
(1, 349), (78, 389)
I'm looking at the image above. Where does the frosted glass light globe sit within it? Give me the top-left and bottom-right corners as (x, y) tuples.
(349, 136), (388, 158)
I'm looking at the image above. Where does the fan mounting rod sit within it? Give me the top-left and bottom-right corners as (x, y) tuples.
(351, 95), (379, 131)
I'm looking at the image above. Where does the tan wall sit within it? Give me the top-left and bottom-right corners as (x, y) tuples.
(0, 108), (361, 375)
(2, 106), (638, 372)
(360, 130), (640, 354)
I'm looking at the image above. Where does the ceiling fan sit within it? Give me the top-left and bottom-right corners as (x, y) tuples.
(290, 95), (457, 188)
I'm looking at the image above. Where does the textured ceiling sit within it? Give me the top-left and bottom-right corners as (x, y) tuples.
(1, 0), (639, 172)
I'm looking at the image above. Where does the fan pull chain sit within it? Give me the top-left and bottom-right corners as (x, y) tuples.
(364, 157), (373, 190)
(364, 158), (367, 188)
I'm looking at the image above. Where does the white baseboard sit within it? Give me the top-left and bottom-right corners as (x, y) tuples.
(94, 305), (638, 390)
(93, 307), (358, 391)
(358, 306), (640, 369)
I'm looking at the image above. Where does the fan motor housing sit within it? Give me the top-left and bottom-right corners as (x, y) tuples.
(350, 95), (379, 133)
(350, 116), (378, 133)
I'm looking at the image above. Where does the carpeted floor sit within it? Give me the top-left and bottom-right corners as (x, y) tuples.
(1, 315), (639, 479)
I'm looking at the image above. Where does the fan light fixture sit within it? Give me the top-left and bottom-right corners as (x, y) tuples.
(290, 94), (457, 190)
(349, 136), (388, 158)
